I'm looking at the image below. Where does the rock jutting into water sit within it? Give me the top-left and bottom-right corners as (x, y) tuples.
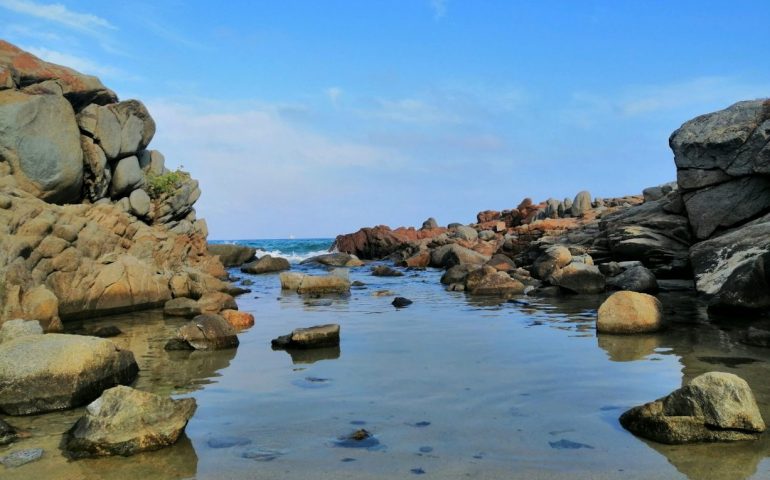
(619, 372), (766, 444)
(165, 314), (240, 351)
(300, 253), (364, 267)
(241, 255), (291, 274)
(0, 334), (138, 415)
(207, 243), (256, 267)
(597, 291), (662, 334)
(271, 324), (341, 350)
(65, 385), (196, 457)
(279, 271), (351, 294)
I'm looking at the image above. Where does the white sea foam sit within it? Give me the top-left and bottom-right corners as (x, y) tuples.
(255, 249), (330, 264)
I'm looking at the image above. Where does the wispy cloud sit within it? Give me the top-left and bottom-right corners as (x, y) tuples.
(430, 0), (447, 19)
(326, 86), (343, 106)
(23, 46), (131, 79)
(0, 0), (115, 33)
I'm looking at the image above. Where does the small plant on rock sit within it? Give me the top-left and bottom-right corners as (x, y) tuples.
(146, 170), (188, 199)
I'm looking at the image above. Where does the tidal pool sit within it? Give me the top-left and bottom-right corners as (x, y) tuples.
(3, 264), (770, 479)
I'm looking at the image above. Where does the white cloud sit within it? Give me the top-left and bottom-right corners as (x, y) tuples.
(364, 97), (463, 124)
(430, 0), (447, 19)
(326, 86), (343, 106)
(0, 0), (115, 32)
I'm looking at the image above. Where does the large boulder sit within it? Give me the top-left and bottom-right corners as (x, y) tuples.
(279, 271), (351, 294)
(452, 225), (478, 242)
(571, 191), (592, 217)
(65, 386), (196, 457)
(110, 156), (144, 198)
(0, 334), (138, 415)
(207, 243), (256, 267)
(300, 252), (363, 267)
(240, 255), (290, 274)
(532, 245), (572, 280)
(465, 268), (525, 296)
(165, 314), (239, 351)
(597, 291), (662, 333)
(606, 265), (658, 293)
(689, 220), (770, 309)
(430, 244), (489, 269)
(548, 262), (605, 294)
(620, 372), (765, 444)
(77, 100), (156, 160)
(0, 89), (83, 203)
(0, 319), (42, 343)
(671, 99), (770, 239)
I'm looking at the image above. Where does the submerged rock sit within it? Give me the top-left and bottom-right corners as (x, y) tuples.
(371, 265), (403, 277)
(66, 386), (196, 457)
(0, 448), (43, 468)
(165, 314), (239, 351)
(90, 325), (122, 338)
(597, 291), (662, 334)
(620, 372), (765, 444)
(271, 324), (340, 350)
(465, 267), (525, 296)
(0, 334), (138, 415)
(241, 255), (290, 274)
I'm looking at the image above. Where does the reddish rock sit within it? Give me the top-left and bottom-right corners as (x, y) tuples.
(221, 309), (255, 330)
(0, 40), (117, 109)
(333, 225), (447, 260)
(477, 210), (500, 223)
(399, 250), (431, 268)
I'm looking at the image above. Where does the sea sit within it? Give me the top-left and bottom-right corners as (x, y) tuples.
(6, 239), (770, 480)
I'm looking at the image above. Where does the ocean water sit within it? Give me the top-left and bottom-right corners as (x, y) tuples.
(209, 238), (335, 263)
(5, 240), (770, 480)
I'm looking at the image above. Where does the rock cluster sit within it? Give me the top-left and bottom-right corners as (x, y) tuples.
(0, 41), (228, 328)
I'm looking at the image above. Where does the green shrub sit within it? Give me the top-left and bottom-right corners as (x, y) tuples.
(146, 170), (188, 199)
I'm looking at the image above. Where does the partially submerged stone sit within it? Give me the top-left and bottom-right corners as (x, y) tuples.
(271, 324), (340, 350)
(165, 314), (239, 351)
(0, 334), (138, 415)
(371, 265), (403, 277)
(392, 297), (413, 308)
(241, 255), (290, 274)
(548, 262), (605, 294)
(207, 243), (256, 267)
(620, 372), (765, 444)
(221, 309), (255, 330)
(597, 291), (662, 334)
(66, 386), (196, 457)
(606, 265), (659, 293)
(300, 253), (363, 267)
(279, 272), (351, 294)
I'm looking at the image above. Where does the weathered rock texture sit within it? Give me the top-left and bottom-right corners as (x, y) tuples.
(0, 334), (138, 415)
(66, 386), (196, 457)
(0, 41), (228, 327)
(620, 372), (765, 444)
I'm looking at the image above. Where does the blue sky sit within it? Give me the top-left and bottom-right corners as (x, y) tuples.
(1, 0), (769, 239)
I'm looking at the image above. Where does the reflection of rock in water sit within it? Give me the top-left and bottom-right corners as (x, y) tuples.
(284, 346), (341, 364)
(163, 349), (237, 394)
(70, 434), (197, 480)
(597, 333), (662, 362)
(641, 434), (769, 480)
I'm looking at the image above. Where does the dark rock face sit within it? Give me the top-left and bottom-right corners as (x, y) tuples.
(391, 297), (413, 308)
(241, 255), (290, 274)
(0, 418), (18, 445)
(0, 334), (138, 415)
(600, 194), (693, 278)
(671, 99), (770, 239)
(65, 386), (196, 457)
(207, 243), (256, 267)
(689, 221), (770, 309)
(606, 265), (658, 293)
(620, 372), (766, 444)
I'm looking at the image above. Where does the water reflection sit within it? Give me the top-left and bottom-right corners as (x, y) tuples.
(163, 349), (238, 394)
(597, 333), (663, 362)
(280, 346), (341, 365)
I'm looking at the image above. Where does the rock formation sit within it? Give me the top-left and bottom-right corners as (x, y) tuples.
(0, 41), (228, 328)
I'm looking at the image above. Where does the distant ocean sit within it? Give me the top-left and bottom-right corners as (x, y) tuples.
(209, 238), (335, 263)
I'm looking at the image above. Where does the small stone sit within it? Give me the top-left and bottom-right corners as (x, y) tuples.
(371, 265), (403, 277)
(0, 448), (43, 467)
(90, 325), (122, 338)
(392, 297), (413, 308)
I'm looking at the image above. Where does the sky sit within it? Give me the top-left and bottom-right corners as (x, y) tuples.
(1, 0), (769, 239)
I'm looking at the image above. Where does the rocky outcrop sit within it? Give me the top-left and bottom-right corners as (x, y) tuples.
(0, 42), (228, 326)
(0, 334), (138, 415)
(671, 99), (770, 240)
(620, 372), (765, 444)
(240, 255), (290, 274)
(332, 225), (447, 260)
(65, 386), (196, 457)
(207, 243), (256, 267)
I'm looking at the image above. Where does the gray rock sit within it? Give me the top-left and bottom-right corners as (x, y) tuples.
(65, 386), (196, 457)
(165, 314), (239, 351)
(371, 265), (403, 277)
(138, 149), (166, 175)
(548, 263), (605, 294)
(0, 334), (138, 415)
(300, 253), (363, 267)
(110, 156), (144, 198)
(80, 135), (111, 201)
(465, 268), (525, 296)
(452, 225), (478, 242)
(0, 319), (43, 343)
(0, 418), (18, 446)
(392, 297), (413, 308)
(571, 191), (592, 217)
(279, 272), (351, 294)
(0, 90), (83, 203)
(544, 198), (560, 219)
(0, 448), (43, 467)
(207, 243), (256, 267)
(163, 298), (201, 318)
(241, 255), (290, 274)
(689, 221), (770, 309)
(620, 372), (765, 444)
(440, 264), (474, 285)
(128, 189), (151, 217)
(430, 244), (489, 268)
(670, 99), (770, 175)
(532, 245), (572, 280)
(271, 324), (340, 349)
(421, 217), (438, 230)
(606, 265), (658, 293)
(643, 182), (677, 202)
(677, 168), (732, 190)
(478, 230), (496, 241)
(112, 100), (156, 156)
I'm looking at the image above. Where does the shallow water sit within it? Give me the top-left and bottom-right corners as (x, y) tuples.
(4, 263), (770, 479)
